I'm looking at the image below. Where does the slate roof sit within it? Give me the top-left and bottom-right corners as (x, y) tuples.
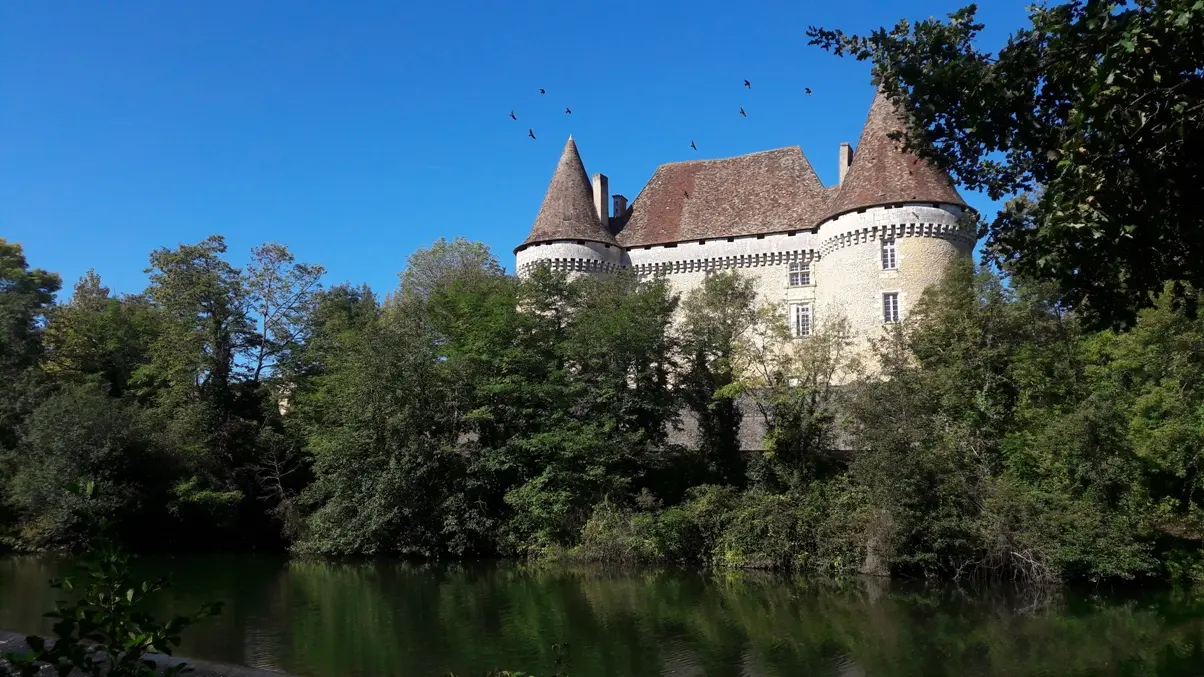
(615, 147), (828, 248)
(518, 137), (619, 250)
(822, 89), (967, 220)
(521, 90), (966, 251)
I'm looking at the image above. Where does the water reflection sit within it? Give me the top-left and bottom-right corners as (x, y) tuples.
(1, 556), (1201, 676)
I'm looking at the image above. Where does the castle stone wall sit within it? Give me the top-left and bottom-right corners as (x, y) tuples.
(515, 203), (973, 378)
(813, 203), (972, 358)
(515, 239), (623, 278)
(626, 230), (820, 318)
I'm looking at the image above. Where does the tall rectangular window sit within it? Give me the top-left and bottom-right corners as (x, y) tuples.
(788, 260), (811, 286)
(883, 292), (900, 324)
(790, 303), (813, 337)
(881, 237), (897, 270)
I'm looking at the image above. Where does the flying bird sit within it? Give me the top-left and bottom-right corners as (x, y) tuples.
(744, 79), (751, 89)
(565, 107), (571, 114)
(690, 140), (697, 150)
(509, 110), (517, 120)
(539, 88), (546, 95)
(739, 106), (747, 117)
(805, 87), (813, 96)
(528, 129), (536, 139)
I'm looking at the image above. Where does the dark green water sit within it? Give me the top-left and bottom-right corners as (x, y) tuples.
(2, 556), (1203, 677)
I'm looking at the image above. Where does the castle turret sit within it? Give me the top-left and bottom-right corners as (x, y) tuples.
(515, 137), (622, 278)
(814, 89), (974, 341)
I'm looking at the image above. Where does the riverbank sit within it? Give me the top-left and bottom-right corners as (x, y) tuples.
(0, 631), (294, 677)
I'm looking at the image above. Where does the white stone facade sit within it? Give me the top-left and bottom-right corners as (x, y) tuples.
(516, 201), (973, 361)
(515, 239), (624, 278)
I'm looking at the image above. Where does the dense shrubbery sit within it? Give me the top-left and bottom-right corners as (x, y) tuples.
(2, 231), (1203, 583)
(572, 262), (1203, 583)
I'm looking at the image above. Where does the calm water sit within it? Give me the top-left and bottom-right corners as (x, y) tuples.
(2, 556), (1203, 677)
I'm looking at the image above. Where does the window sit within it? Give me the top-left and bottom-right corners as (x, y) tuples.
(883, 292), (900, 324)
(881, 238), (897, 270)
(790, 303), (813, 337)
(788, 261), (811, 286)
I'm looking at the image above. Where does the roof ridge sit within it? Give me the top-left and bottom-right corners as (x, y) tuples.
(653, 145), (807, 169)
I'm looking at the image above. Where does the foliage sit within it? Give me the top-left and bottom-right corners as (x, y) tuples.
(40, 271), (156, 398)
(0, 239), (61, 452)
(3, 230), (1204, 583)
(807, 0), (1204, 329)
(3, 385), (154, 550)
(677, 272), (758, 487)
(1, 483), (221, 677)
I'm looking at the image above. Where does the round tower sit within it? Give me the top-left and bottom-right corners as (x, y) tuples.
(813, 90), (974, 343)
(515, 137), (623, 279)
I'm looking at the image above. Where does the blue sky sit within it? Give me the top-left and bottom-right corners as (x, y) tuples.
(1, 0), (1032, 298)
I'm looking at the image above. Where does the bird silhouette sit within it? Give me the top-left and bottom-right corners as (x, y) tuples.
(690, 140), (697, 150)
(528, 129), (536, 139)
(539, 88), (546, 95)
(744, 79), (751, 89)
(739, 106), (747, 117)
(805, 87), (813, 96)
(509, 110), (517, 120)
(565, 107), (571, 114)
(684, 190), (690, 198)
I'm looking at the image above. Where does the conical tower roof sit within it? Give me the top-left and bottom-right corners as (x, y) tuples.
(822, 89), (967, 221)
(518, 137), (618, 250)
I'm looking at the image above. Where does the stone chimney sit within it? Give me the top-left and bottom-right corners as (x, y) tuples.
(838, 143), (853, 185)
(612, 194), (628, 217)
(591, 173), (609, 230)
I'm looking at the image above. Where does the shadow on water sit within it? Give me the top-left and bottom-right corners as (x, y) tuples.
(2, 555), (1202, 677)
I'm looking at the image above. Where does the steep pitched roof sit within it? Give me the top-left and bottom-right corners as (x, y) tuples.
(616, 147), (828, 248)
(518, 137), (618, 250)
(822, 89), (967, 221)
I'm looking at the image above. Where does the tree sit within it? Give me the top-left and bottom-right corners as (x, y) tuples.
(807, 0), (1204, 328)
(729, 302), (858, 492)
(144, 235), (254, 403)
(142, 236), (260, 546)
(4, 385), (157, 550)
(296, 298), (464, 556)
(677, 272), (759, 487)
(396, 236), (505, 304)
(41, 271), (157, 398)
(243, 243), (325, 384)
(0, 239), (60, 452)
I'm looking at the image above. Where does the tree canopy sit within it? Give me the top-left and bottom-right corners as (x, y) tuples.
(807, 0), (1204, 328)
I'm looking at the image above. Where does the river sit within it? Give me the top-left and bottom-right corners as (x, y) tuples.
(1, 555), (1202, 676)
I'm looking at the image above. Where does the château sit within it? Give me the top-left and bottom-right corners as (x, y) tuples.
(514, 89), (974, 351)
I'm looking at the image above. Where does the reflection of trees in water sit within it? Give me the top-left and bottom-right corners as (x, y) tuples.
(4, 557), (1203, 676)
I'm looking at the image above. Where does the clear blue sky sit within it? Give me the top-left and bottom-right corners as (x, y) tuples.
(1, 0), (1032, 298)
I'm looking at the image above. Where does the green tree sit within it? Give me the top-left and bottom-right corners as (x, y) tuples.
(296, 296), (464, 556)
(677, 272), (758, 487)
(41, 271), (157, 398)
(0, 239), (60, 451)
(845, 260), (1153, 580)
(808, 0), (1204, 328)
(500, 269), (683, 549)
(397, 236), (505, 304)
(4, 385), (157, 550)
(244, 242), (325, 384)
(141, 236), (262, 547)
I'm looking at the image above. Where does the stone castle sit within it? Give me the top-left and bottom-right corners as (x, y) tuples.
(514, 89), (974, 349)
